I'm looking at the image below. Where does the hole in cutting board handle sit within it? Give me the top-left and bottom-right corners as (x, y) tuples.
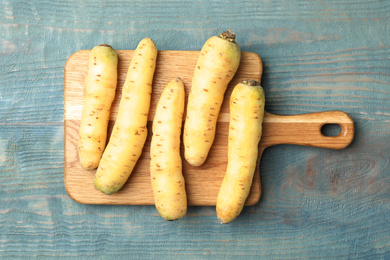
(321, 124), (342, 137)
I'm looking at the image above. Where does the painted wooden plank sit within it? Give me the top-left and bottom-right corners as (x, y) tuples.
(0, 0), (389, 258)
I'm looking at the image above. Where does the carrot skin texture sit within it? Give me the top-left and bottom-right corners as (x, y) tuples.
(78, 44), (118, 170)
(184, 31), (241, 167)
(150, 78), (187, 221)
(216, 81), (265, 224)
(94, 38), (157, 195)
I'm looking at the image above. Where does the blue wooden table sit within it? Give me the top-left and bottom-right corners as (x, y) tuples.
(1, 1), (389, 258)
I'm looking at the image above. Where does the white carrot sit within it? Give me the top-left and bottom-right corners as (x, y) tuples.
(94, 38), (157, 195)
(184, 30), (241, 167)
(78, 44), (118, 170)
(216, 80), (265, 224)
(150, 77), (187, 220)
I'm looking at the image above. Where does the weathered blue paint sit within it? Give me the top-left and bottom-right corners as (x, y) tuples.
(0, 0), (389, 258)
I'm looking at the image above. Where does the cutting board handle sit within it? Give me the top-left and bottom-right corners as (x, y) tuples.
(262, 111), (354, 149)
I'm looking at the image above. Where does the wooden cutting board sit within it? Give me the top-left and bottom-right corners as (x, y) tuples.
(64, 50), (354, 206)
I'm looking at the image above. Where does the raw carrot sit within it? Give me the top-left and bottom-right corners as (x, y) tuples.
(78, 44), (118, 170)
(150, 77), (187, 220)
(184, 30), (241, 167)
(216, 80), (265, 224)
(94, 38), (157, 195)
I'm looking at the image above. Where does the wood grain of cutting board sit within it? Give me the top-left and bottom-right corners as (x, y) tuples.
(64, 50), (354, 206)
